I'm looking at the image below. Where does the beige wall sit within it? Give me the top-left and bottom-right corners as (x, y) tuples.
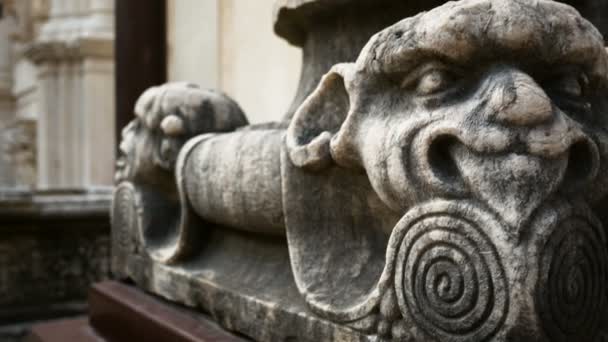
(167, 0), (301, 124)
(167, 0), (219, 89)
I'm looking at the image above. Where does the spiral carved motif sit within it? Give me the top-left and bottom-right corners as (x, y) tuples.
(537, 216), (608, 342)
(395, 213), (507, 342)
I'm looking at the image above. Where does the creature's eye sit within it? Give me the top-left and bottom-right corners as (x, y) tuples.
(550, 72), (589, 99)
(401, 64), (459, 96)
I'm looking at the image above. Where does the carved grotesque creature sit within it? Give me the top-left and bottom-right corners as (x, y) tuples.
(115, 82), (248, 191)
(113, 1), (608, 341)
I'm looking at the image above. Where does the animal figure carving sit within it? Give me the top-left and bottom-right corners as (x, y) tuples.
(113, 1), (608, 340)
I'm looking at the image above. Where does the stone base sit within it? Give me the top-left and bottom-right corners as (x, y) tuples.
(113, 223), (374, 342)
(0, 190), (110, 341)
(25, 281), (246, 342)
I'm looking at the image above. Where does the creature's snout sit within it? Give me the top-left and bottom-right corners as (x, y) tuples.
(414, 68), (599, 229)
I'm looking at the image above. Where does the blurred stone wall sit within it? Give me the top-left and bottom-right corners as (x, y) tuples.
(0, 1), (114, 340)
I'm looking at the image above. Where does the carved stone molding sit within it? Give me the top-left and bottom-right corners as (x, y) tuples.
(3, 0), (49, 43)
(23, 37), (113, 63)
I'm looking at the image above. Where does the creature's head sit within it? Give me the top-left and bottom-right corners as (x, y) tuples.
(284, 1), (608, 340)
(116, 82), (248, 192)
(287, 0), (608, 230)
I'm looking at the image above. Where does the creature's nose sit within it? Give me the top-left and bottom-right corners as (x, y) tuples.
(490, 70), (553, 127)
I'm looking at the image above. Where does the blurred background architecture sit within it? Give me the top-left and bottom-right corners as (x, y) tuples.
(0, 0), (300, 340)
(0, 1), (114, 340)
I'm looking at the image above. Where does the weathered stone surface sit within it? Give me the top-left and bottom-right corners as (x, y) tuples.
(113, 0), (608, 341)
(0, 119), (36, 188)
(0, 191), (110, 342)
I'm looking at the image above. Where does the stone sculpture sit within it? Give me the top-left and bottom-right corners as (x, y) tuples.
(112, 0), (608, 341)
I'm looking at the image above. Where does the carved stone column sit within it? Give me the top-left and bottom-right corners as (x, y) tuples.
(0, 12), (17, 188)
(24, 0), (114, 189)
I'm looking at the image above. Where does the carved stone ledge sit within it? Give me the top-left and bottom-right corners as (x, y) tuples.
(0, 190), (111, 341)
(112, 227), (370, 342)
(0, 189), (111, 223)
(23, 38), (113, 64)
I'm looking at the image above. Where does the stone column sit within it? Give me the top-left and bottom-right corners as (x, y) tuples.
(82, 0), (113, 39)
(25, 0), (114, 190)
(0, 10), (18, 188)
(0, 0), (50, 191)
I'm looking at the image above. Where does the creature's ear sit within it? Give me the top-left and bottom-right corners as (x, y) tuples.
(286, 63), (354, 171)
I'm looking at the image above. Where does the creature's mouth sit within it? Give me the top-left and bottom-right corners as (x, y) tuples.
(561, 141), (598, 191)
(427, 135), (598, 191)
(423, 135), (598, 231)
(426, 135), (462, 188)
